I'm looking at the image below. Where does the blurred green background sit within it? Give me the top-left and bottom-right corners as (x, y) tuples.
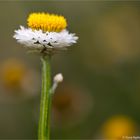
(0, 1), (140, 139)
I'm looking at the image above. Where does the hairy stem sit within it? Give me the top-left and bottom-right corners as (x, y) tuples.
(38, 55), (51, 140)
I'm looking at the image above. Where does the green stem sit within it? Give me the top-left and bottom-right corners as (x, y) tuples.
(38, 55), (51, 140)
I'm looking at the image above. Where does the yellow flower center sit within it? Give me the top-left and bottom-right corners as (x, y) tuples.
(27, 12), (67, 32)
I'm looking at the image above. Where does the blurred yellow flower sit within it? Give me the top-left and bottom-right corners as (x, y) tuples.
(1, 59), (26, 89)
(0, 58), (40, 97)
(27, 13), (67, 32)
(102, 115), (137, 139)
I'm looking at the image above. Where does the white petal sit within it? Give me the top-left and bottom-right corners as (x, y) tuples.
(13, 26), (78, 51)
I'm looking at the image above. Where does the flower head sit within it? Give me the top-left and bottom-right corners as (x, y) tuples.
(13, 12), (78, 55)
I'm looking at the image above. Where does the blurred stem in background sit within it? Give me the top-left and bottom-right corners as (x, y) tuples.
(38, 55), (51, 140)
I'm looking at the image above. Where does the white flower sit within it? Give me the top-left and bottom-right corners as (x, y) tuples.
(13, 26), (78, 52)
